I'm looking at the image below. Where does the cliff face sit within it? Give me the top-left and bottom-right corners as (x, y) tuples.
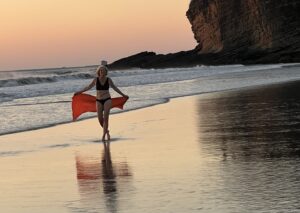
(109, 0), (299, 69)
(186, 0), (300, 60)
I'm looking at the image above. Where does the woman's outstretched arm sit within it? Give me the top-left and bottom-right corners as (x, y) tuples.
(74, 78), (96, 95)
(108, 78), (128, 98)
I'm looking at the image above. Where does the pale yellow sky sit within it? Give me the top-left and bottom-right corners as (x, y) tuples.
(0, 0), (196, 71)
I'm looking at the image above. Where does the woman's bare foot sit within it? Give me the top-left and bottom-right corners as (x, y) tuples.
(102, 134), (106, 142)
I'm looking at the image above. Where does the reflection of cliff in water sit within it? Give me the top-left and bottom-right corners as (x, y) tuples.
(197, 81), (300, 160)
(75, 142), (132, 213)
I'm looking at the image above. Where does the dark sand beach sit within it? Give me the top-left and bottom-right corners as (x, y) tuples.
(0, 81), (300, 213)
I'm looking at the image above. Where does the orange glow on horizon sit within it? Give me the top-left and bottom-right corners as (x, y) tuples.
(0, 0), (196, 71)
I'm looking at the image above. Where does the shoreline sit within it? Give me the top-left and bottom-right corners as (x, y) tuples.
(1, 78), (300, 137)
(0, 94), (202, 212)
(0, 80), (299, 212)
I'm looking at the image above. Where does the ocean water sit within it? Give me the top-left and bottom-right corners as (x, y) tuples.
(0, 65), (300, 213)
(0, 63), (300, 136)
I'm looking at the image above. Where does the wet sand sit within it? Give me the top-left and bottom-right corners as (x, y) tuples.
(0, 81), (300, 213)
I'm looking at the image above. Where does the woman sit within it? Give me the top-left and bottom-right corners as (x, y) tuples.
(74, 65), (128, 141)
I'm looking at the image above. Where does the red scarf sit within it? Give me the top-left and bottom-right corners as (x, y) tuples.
(72, 93), (128, 121)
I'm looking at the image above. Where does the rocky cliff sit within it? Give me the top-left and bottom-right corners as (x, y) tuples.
(109, 0), (300, 69)
(186, 0), (300, 62)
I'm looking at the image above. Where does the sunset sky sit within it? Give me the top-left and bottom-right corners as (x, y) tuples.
(0, 0), (196, 71)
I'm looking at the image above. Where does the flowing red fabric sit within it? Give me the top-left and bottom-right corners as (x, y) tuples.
(72, 93), (128, 121)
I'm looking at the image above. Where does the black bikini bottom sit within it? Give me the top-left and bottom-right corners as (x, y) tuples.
(96, 97), (111, 106)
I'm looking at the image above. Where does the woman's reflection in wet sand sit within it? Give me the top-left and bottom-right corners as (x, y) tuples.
(75, 142), (132, 213)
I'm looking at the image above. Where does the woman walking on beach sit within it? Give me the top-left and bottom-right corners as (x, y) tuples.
(74, 63), (128, 141)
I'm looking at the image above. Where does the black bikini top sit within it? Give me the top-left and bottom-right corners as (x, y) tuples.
(96, 77), (109, 90)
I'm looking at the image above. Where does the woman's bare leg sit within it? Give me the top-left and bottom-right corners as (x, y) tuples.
(103, 99), (112, 141)
(96, 101), (104, 127)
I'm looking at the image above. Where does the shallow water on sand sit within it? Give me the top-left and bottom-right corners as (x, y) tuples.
(68, 82), (300, 213)
(1, 82), (300, 213)
(195, 82), (300, 212)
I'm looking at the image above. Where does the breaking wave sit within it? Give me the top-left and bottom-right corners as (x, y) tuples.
(0, 73), (94, 88)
